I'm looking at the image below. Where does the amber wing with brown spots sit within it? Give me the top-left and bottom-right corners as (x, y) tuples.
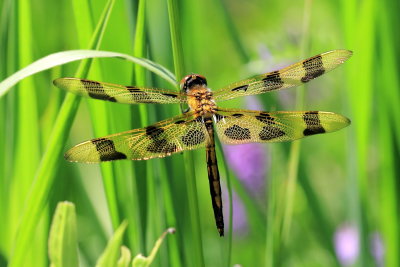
(64, 112), (209, 163)
(213, 50), (352, 101)
(53, 77), (186, 104)
(214, 108), (351, 145)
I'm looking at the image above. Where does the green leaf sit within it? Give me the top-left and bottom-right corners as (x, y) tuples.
(48, 202), (78, 267)
(96, 221), (128, 267)
(132, 228), (176, 267)
(0, 50), (177, 99)
(117, 246), (132, 267)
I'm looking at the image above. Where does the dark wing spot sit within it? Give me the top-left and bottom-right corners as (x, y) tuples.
(232, 113), (244, 118)
(301, 55), (325, 83)
(175, 120), (185, 124)
(146, 139), (177, 153)
(259, 126), (285, 140)
(81, 79), (117, 102)
(162, 93), (178, 98)
(231, 85), (249, 92)
(303, 111), (326, 136)
(127, 87), (144, 93)
(255, 112), (275, 124)
(224, 125), (251, 140)
(262, 71), (284, 90)
(181, 129), (206, 146)
(145, 126), (164, 139)
(92, 138), (127, 161)
(214, 114), (225, 122)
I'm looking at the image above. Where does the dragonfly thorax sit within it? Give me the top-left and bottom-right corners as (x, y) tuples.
(181, 74), (217, 117)
(187, 86), (217, 117)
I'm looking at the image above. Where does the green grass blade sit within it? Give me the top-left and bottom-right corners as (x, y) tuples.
(166, 0), (184, 82)
(8, 1), (115, 265)
(0, 50), (176, 98)
(157, 159), (182, 267)
(112, 1), (146, 255)
(281, 0), (312, 242)
(125, 0), (149, 255)
(167, 0), (205, 266)
(377, 95), (399, 267)
(48, 202), (78, 267)
(0, 0), (16, 259)
(376, 2), (400, 266)
(72, 0), (122, 231)
(265, 148), (276, 267)
(298, 165), (340, 266)
(96, 221), (128, 267)
(132, 0), (156, 254)
(341, 0), (376, 265)
(9, 0), (45, 264)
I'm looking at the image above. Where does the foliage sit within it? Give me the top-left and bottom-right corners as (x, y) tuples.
(0, 0), (398, 266)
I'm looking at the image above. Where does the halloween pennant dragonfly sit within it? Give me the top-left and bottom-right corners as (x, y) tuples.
(54, 49), (352, 236)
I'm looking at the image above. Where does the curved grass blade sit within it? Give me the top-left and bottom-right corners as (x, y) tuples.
(96, 221), (128, 267)
(0, 50), (177, 98)
(132, 228), (176, 267)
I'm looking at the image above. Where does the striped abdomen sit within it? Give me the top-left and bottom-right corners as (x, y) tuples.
(204, 117), (224, 236)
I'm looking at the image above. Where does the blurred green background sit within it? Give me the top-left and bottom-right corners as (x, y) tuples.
(0, 0), (399, 266)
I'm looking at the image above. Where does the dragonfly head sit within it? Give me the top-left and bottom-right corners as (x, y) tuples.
(180, 74), (207, 93)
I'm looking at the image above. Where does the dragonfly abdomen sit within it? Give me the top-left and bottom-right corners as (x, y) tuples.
(204, 117), (224, 236)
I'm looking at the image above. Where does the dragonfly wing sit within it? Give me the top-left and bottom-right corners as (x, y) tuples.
(213, 50), (352, 101)
(54, 77), (186, 104)
(65, 112), (209, 162)
(214, 108), (350, 145)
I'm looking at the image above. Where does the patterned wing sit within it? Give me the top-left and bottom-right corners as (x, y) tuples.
(54, 77), (186, 104)
(213, 50), (352, 101)
(214, 108), (350, 144)
(65, 112), (208, 163)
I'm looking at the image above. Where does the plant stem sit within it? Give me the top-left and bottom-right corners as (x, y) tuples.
(167, 0), (205, 266)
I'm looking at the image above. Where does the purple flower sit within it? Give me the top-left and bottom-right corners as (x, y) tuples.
(334, 223), (359, 266)
(223, 143), (268, 196)
(370, 232), (384, 267)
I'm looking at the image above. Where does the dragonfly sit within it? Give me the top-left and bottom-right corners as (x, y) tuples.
(54, 49), (352, 236)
